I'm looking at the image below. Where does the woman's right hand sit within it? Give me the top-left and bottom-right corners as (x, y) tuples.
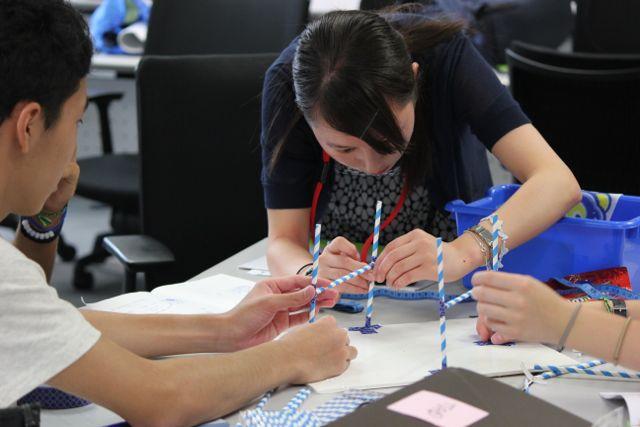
(280, 316), (357, 384)
(472, 270), (573, 345)
(319, 236), (373, 293)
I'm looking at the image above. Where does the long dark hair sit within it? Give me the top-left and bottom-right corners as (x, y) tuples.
(269, 4), (464, 189)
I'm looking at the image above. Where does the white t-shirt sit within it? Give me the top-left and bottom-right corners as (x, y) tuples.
(0, 237), (101, 407)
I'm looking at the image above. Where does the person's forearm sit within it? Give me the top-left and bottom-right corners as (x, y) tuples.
(582, 300), (640, 319)
(14, 231), (57, 282)
(452, 169), (580, 280)
(564, 305), (640, 371)
(81, 309), (235, 357)
(267, 236), (312, 277)
(493, 169), (580, 249)
(157, 339), (296, 425)
(50, 337), (297, 427)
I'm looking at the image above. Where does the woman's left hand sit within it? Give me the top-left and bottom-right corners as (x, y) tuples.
(374, 229), (466, 288)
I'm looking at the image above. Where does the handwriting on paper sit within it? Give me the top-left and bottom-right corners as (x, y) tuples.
(387, 390), (489, 427)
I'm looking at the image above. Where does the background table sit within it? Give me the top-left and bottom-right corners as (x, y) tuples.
(43, 239), (631, 426)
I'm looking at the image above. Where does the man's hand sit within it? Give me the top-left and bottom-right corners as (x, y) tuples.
(223, 276), (339, 351)
(42, 161), (80, 213)
(279, 316), (357, 384)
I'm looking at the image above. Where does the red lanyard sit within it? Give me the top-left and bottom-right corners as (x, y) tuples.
(309, 151), (409, 262)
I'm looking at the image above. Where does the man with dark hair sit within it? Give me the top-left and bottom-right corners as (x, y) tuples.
(0, 0), (356, 424)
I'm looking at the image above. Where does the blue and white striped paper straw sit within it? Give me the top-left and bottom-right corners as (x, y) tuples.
(542, 367), (640, 380)
(534, 359), (611, 380)
(317, 262), (375, 294)
(256, 392), (272, 410)
(524, 359), (608, 393)
(444, 289), (472, 310)
(491, 214), (499, 271)
(365, 201), (383, 325)
(437, 237), (447, 369)
(309, 224), (321, 323)
(284, 388), (311, 414)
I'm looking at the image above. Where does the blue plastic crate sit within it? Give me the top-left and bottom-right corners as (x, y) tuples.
(446, 184), (640, 291)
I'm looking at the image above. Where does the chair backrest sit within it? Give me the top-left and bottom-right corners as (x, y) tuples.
(359, 0), (396, 10)
(510, 41), (640, 70)
(144, 0), (308, 55)
(574, 0), (640, 54)
(506, 42), (640, 195)
(136, 54), (276, 286)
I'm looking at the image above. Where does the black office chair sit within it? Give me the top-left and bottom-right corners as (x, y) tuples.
(359, 0), (397, 10)
(103, 54), (275, 291)
(144, 0), (308, 55)
(507, 41), (640, 195)
(359, 0), (573, 65)
(74, 0), (309, 290)
(574, 0), (640, 54)
(73, 92), (139, 289)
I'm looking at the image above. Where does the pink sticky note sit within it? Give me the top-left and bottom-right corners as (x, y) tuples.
(387, 390), (489, 427)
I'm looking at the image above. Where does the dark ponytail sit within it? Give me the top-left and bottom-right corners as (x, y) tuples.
(269, 5), (464, 189)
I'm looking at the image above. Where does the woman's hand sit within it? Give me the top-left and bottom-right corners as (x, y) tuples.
(318, 236), (373, 293)
(223, 276), (339, 351)
(472, 271), (573, 345)
(374, 229), (468, 288)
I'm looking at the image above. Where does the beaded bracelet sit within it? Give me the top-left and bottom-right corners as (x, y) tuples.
(19, 205), (67, 244)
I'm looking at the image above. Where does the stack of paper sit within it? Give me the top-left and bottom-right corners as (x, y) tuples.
(83, 274), (254, 315)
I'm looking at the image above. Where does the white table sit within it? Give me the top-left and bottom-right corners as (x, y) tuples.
(43, 239), (631, 426)
(91, 53), (141, 75)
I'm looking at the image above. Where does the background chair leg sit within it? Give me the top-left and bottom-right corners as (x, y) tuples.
(124, 269), (137, 293)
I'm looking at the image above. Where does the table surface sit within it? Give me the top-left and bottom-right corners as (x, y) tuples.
(43, 238), (632, 426)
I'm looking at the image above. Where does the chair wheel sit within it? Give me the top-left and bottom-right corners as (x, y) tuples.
(58, 244), (77, 262)
(73, 270), (94, 290)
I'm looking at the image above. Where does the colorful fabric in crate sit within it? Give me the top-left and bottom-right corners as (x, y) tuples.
(566, 191), (622, 221)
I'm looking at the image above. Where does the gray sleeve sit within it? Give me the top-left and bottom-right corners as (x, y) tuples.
(0, 245), (101, 408)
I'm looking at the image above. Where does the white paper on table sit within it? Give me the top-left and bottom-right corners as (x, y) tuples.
(601, 392), (640, 427)
(238, 256), (270, 275)
(83, 274), (254, 315)
(310, 318), (578, 394)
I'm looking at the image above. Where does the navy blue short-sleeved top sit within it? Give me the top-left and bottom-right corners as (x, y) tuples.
(260, 18), (530, 219)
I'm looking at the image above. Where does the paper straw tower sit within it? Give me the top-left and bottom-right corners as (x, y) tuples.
(365, 201), (382, 327)
(437, 237), (447, 369)
(309, 223), (321, 323)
